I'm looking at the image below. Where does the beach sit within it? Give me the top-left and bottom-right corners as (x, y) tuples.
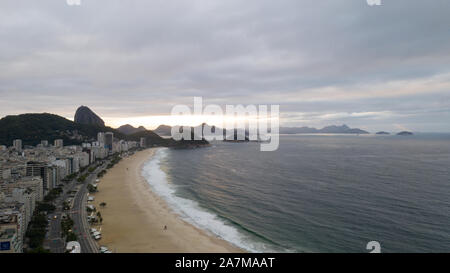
(92, 148), (242, 253)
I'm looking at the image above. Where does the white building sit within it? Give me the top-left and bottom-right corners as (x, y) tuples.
(52, 159), (70, 179)
(76, 152), (90, 168)
(11, 188), (35, 235)
(97, 132), (105, 147)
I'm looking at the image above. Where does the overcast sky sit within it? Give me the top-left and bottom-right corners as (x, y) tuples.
(1, 0), (449, 132)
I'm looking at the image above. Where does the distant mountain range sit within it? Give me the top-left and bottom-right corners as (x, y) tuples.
(152, 124), (369, 138)
(279, 124), (369, 134)
(154, 125), (172, 136)
(151, 124), (370, 143)
(117, 124), (147, 135)
(376, 131), (415, 135)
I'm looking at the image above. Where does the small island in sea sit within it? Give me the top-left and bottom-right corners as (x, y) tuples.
(397, 131), (414, 136)
(376, 131), (390, 135)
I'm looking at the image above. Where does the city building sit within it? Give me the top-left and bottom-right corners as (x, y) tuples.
(54, 139), (64, 148)
(140, 137), (147, 148)
(0, 129), (140, 252)
(105, 132), (113, 152)
(97, 132), (105, 147)
(14, 177), (44, 203)
(0, 204), (24, 253)
(26, 162), (54, 194)
(13, 139), (22, 152)
(0, 169), (11, 180)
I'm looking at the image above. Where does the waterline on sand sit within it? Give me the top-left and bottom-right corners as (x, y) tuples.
(141, 148), (273, 253)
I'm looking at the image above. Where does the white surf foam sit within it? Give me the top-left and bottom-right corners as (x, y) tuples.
(141, 148), (273, 253)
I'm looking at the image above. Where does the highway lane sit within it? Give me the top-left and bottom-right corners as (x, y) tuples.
(71, 183), (93, 253)
(71, 162), (109, 253)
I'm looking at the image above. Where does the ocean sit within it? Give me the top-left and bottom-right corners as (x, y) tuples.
(141, 134), (450, 253)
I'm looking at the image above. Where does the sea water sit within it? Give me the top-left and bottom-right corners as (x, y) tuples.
(142, 134), (450, 253)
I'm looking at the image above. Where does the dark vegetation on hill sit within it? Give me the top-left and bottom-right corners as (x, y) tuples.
(0, 113), (120, 146)
(0, 113), (208, 148)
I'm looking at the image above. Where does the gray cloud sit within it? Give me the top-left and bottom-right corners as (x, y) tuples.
(1, 0), (450, 131)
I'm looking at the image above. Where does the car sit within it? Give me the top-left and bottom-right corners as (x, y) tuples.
(94, 234), (102, 240)
(99, 246), (109, 253)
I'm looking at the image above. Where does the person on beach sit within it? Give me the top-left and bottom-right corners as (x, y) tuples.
(164, 225), (167, 230)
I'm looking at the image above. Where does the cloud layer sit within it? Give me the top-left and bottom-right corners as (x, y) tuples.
(1, 0), (449, 131)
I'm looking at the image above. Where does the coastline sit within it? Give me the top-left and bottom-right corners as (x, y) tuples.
(92, 148), (243, 253)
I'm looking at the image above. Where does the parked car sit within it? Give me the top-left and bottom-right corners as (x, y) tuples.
(99, 246), (109, 253)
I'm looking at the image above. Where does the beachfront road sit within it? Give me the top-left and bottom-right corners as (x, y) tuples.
(71, 162), (109, 253)
(71, 183), (97, 253)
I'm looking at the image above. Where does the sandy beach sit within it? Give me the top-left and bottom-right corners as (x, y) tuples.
(92, 148), (242, 253)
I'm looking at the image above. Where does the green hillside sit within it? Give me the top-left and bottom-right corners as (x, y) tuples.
(0, 113), (124, 146)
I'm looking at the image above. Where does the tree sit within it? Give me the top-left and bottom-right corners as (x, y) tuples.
(26, 246), (51, 253)
(87, 184), (97, 193)
(36, 202), (56, 213)
(63, 201), (70, 211)
(66, 232), (77, 242)
(100, 202), (107, 208)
